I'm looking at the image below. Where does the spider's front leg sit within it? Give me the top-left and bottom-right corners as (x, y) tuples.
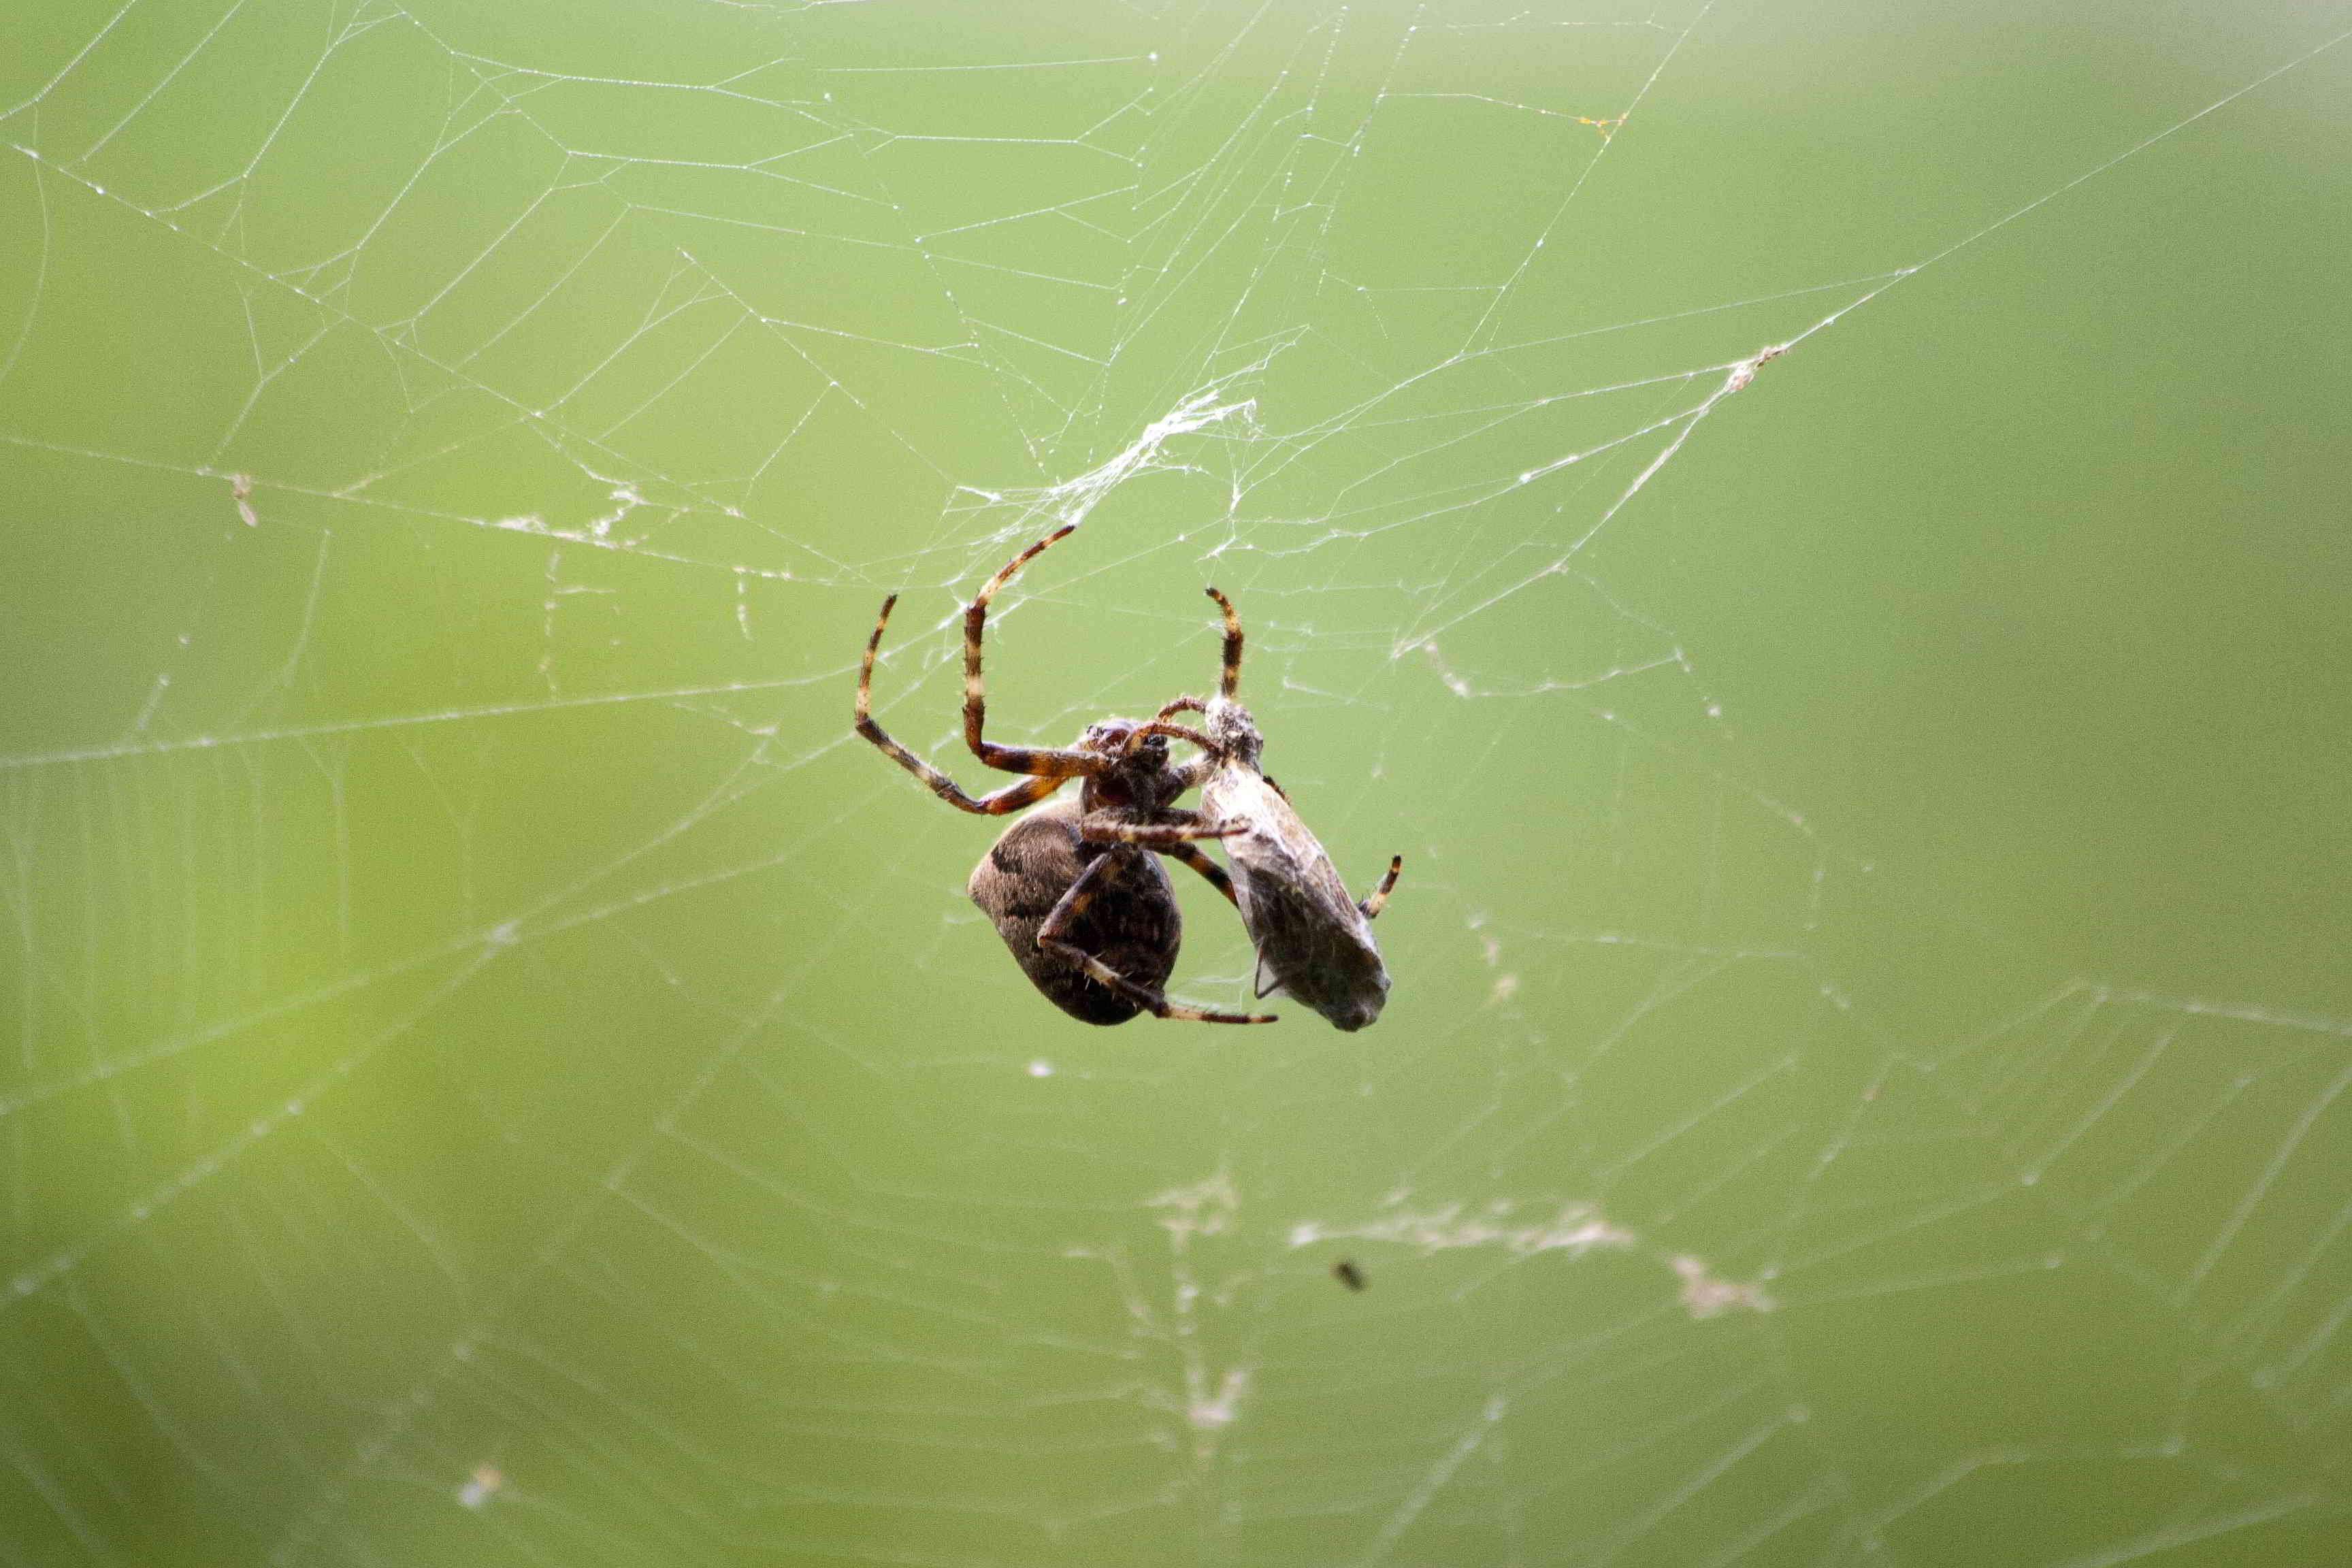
(958, 524), (1110, 778)
(1037, 853), (1275, 1025)
(855, 593), (1085, 813)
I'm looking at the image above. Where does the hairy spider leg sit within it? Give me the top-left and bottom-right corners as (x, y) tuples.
(1073, 809), (1241, 849)
(1118, 719), (1218, 757)
(1036, 853), (1275, 1025)
(1144, 584), (1246, 728)
(855, 593), (1079, 813)
(960, 525), (1111, 777)
(1162, 840), (1241, 906)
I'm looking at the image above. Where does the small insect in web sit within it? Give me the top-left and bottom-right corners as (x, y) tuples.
(855, 525), (1274, 1026)
(1332, 1258), (1367, 1291)
(1126, 587), (1401, 1031)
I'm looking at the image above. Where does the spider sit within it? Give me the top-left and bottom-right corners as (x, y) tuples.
(1125, 585), (1400, 1031)
(854, 525), (1275, 1026)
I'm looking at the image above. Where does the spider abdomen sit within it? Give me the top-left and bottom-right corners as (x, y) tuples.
(968, 801), (1181, 1026)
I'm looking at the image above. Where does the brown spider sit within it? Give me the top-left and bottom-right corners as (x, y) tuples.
(854, 525), (1275, 1026)
(1126, 585), (1400, 1031)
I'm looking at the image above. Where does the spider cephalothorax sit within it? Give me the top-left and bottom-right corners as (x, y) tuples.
(1075, 720), (1188, 817)
(853, 527), (1273, 1026)
(1130, 588), (1400, 1032)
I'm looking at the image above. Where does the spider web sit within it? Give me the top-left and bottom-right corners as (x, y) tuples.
(4, 1), (2351, 1563)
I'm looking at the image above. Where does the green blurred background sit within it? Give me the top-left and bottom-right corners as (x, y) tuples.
(5, 1), (2349, 1563)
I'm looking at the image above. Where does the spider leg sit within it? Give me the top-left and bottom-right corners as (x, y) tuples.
(960, 525), (1107, 777)
(1117, 720), (1217, 756)
(1203, 587), (1245, 698)
(1038, 854), (1275, 1025)
(1161, 840), (1241, 908)
(1074, 809), (1241, 847)
(855, 593), (1084, 813)
(1356, 855), (1403, 919)
(1154, 695), (1209, 721)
